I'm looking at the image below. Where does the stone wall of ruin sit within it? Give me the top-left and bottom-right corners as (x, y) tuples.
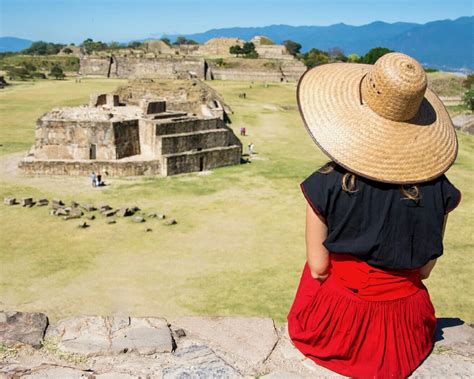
(80, 56), (206, 79)
(164, 146), (242, 176)
(209, 61), (306, 82)
(154, 118), (223, 136)
(19, 159), (161, 177)
(255, 45), (293, 60)
(160, 129), (231, 155)
(114, 120), (141, 159)
(33, 120), (117, 160)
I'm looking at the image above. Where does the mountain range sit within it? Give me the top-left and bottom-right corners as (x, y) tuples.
(1, 16), (472, 71)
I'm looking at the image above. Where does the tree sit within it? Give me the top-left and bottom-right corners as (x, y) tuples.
(229, 45), (243, 56)
(82, 38), (108, 54)
(22, 41), (65, 55)
(108, 41), (121, 50)
(173, 36), (198, 46)
(328, 47), (348, 62)
(24, 62), (37, 72)
(360, 47), (392, 64)
(283, 40), (302, 56)
(463, 73), (474, 89)
(127, 41), (143, 49)
(63, 47), (73, 54)
(49, 65), (65, 80)
(7, 67), (31, 80)
(347, 53), (360, 63)
(242, 42), (256, 55)
(302, 48), (330, 68)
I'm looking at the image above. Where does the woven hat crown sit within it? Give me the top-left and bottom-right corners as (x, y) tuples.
(361, 53), (427, 122)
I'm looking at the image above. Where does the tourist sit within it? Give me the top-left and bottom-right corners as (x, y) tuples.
(287, 53), (461, 378)
(97, 174), (102, 186)
(240, 127), (245, 136)
(90, 172), (97, 187)
(248, 142), (254, 155)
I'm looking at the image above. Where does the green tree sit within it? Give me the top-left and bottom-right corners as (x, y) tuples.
(24, 62), (37, 71)
(328, 47), (348, 62)
(7, 67), (31, 80)
(82, 38), (108, 54)
(22, 41), (65, 55)
(49, 65), (65, 80)
(463, 73), (474, 89)
(62, 47), (73, 54)
(242, 42), (256, 55)
(229, 45), (243, 56)
(302, 48), (330, 68)
(463, 87), (474, 111)
(360, 47), (392, 64)
(283, 40), (302, 56)
(347, 53), (360, 62)
(108, 41), (121, 50)
(173, 36), (198, 45)
(127, 41), (143, 49)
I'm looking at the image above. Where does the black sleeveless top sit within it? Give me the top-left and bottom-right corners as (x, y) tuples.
(301, 165), (461, 270)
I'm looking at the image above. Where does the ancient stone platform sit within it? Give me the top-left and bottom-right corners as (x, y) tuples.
(1, 312), (473, 378)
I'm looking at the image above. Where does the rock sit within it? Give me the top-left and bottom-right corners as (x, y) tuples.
(0, 311), (48, 348)
(164, 219), (177, 225)
(78, 222), (89, 229)
(37, 198), (49, 206)
(117, 207), (133, 217)
(51, 199), (64, 209)
(148, 212), (165, 219)
(172, 316), (278, 367)
(86, 215), (96, 220)
(106, 219), (116, 225)
(22, 366), (92, 378)
(64, 215), (81, 221)
(163, 344), (241, 379)
(173, 328), (186, 338)
(81, 204), (96, 212)
(145, 227), (153, 232)
(55, 316), (173, 356)
(133, 216), (145, 223)
(433, 319), (474, 357)
(411, 353), (474, 377)
(21, 197), (34, 207)
(3, 197), (16, 206)
(129, 206), (140, 213)
(452, 113), (474, 135)
(102, 209), (117, 217)
(70, 208), (83, 217)
(71, 201), (79, 208)
(99, 204), (112, 211)
(262, 371), (304, 379)
(55, 208), (68, 216)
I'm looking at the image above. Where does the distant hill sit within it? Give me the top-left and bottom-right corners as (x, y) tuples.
(0, 37), (32, 52)
(166, 17), (473, 71)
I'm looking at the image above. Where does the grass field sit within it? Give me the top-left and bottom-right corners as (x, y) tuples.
(0, 78), (472, 324)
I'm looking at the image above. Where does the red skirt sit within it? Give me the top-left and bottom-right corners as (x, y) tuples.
(287, 254), (436, 379)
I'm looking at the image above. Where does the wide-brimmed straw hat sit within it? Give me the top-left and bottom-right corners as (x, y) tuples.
(297, 52), (458, 184)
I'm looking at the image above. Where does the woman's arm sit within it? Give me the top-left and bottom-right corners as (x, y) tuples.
(306, 204), (330, 281)
(420, 215), (449, 280)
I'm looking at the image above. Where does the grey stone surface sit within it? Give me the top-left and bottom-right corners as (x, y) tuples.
(102, 209), (117, 217)
(81, 204), (96, 212)
(106, 219), (116, 224)
(173, 316), (278, 367)
(37, 198), (49, 206)
(23, 366), (92, 378)
(0, 311), (48, 348)
(452, 113), (474, 135)
(132, 216), (145, 223)
(55, 316), (173, 356)
(21, 197), (33, 207)
(3, 197), (16, 205)
(163, 344), (241, 379)
(434, 319), (474, 357)
(55, 208), (68, 216)
(410, 353), (474, 377)
(164, 219), (177, 225)
(117, 207), (133, 217)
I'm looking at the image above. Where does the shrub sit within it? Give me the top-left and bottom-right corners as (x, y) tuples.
(49, 65), (65, 80)
(463, 74), (474, 89)
(360, 47), (392, 64)
(283, 40), (302, 56)
(463, 87), (474, 111)
(7, 67), (31, 80)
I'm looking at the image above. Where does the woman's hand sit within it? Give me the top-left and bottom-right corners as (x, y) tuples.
(305, 204), (330, 282)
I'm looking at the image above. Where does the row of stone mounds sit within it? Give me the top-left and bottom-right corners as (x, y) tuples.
(3, 197), (177, 230)
(1, 310), (473, 378)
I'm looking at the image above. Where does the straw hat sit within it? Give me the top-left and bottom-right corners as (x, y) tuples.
(297, 52), (458, 184)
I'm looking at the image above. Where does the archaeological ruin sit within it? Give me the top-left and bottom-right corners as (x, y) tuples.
(79, 36), (307, 82)
(19, 87), (242, 177)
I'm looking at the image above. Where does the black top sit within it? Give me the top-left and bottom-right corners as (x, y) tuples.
(301, 165), (461, 270)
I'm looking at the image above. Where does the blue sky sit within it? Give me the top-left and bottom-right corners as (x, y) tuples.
(0, 0), (472, 43)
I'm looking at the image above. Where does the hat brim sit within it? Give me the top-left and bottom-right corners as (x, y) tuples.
(297, 62), (458, 184)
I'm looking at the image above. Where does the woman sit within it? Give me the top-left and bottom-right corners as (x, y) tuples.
(287, 53), (461, 378)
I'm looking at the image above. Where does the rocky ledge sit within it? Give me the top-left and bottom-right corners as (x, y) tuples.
(0, 311), (473, 378)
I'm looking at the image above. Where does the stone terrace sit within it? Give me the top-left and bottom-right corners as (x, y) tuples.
(1, 311), (473, 378)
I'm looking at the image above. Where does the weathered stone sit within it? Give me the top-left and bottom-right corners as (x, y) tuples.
(117, 207), (133, 217)
(103, 209), (117, 217)
(21, 197), (33, 207)
(129, 206), (140, 213)
(3, 197), (16, 205)
(78, 222), (89, 229)
(86, 214), (96, 220)
(164, 219), (177, 225)
(64, 215), (81, 221)
(81, 203), (96, 212)
(71, 201), (79, 208)
(0, 311), (48, 348)
(37, 198), (49, 206)
(55, 208), (68, 216)
(452, 113), (474, 135)
(51, 199), (64, 208)
(148, 212), (165, 219)
(411, 353), (474, 377)
(106, 219), (116, 224)
(70, 208), (83, 217)
(433, 318), (474, 357)
(55, 316), (173, 356)
(173, 316), (278, 367)
(99, 204), (112, 211)
(262, 371), (304, 379)
(164, 344), (241, 379)
(133, 216), (145, 223)
(22, 366), (92, 378)
(145, 227), (153, 232)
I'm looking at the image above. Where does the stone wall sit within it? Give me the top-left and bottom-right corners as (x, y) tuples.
(163, 145), (242, 176)
(79, 56), (111, 76)
(155, 118), (223, 136)
(113, 120), (140, 159)
(33, 120), (117, 160)
(160, 129), (231, 155)
(1, 312), (472, 378)
(19, 159), (162, 176)
(255, 45), (294, 60)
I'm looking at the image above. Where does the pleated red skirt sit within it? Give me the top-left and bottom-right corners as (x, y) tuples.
(287, 254), (436, 379)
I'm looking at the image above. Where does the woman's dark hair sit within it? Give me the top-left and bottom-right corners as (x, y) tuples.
(319, 161), (421, 201)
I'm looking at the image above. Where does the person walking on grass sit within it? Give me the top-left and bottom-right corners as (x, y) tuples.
(287, 53), (461, 378)
(248, 142), (254, 155)
(90, 172), (97, 188)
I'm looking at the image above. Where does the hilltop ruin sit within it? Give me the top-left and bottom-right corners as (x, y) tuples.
(79, 36), (307, 82)
(19, 88), (242, 177)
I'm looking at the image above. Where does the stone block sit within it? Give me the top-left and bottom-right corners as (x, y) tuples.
(140, 99), (166, 115)
(81, 204), (96, 212)
(148, 212), (165, 219)
(21, 197), (33, 207)
(164, 219), (177, 225)
(37, 198), (49, 206)
(117, 208), (133, 217)
(70, 208), (83, 217)
(4, 197), (16, 205)
(133, 216), (145, 223)
(0, 311), (48, 348)
(55, 316), (173, 356)
(103, 209), (118, 217)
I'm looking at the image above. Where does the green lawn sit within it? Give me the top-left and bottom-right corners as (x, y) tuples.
(0, 79), (472, 324)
